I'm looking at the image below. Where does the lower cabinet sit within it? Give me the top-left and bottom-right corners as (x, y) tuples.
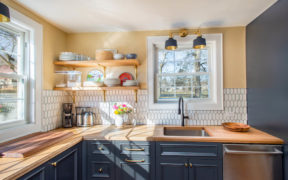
(156, 142), (223, 180)
(17, 164), (49, 180)
(48, 142), (81, 180)
(18, 142), (82, 180)
(18, 140), (223, 180)
(85, 140), (155, 180)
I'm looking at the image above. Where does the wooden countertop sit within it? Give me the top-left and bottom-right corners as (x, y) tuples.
(0, 125), (284, 180)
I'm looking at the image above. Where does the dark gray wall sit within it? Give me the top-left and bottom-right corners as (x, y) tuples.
(246, 0), (288, 142)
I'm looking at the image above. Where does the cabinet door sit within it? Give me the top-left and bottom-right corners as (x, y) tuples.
(157, 159), (188, 180)
(188, 160), (220, 180)
(17, 165), (48, 180)
(49, 147), (79, 180)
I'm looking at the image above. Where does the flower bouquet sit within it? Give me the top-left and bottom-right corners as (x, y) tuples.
(113, 103), (132, 127)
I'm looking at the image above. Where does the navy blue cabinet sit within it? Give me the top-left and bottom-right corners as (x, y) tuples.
(85, 140), (155, 180)
(18, 142), (82, 180)
(115, 141), (155, 180)
(85, 140), (115, 180)
(19, 140), (223, 180)
(156, 142), (222, 180)
(17, 164), (49, 180)
(48, 142), (82, 180)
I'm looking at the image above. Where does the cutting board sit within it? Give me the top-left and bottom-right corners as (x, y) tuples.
(0, 131), (73, 158)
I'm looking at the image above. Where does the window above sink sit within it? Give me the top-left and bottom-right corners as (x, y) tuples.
(147, 34), (223, 110)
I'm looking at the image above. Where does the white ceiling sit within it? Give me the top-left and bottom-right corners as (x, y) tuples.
(16, 0), (277, 33)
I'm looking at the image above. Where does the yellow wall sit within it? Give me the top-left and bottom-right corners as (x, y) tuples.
(67, 27), (246, 88)
(1, 0), (67, 90)
(1, 1), (246, 89)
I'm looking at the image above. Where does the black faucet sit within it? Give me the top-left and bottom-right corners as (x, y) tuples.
(178, 97), (189, 126)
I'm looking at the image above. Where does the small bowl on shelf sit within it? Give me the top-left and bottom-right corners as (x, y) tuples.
(113, 53), (125, 60)
(126, 53), (137, 59)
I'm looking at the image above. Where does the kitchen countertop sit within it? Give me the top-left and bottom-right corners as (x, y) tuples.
(0, 125), (284, 180)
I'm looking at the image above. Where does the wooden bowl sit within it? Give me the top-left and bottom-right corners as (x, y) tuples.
(95, 50), (113, 60)
(222, 122), (250, 132)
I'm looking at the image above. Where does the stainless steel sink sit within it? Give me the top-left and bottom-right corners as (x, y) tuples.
(164, 127), (209, 137)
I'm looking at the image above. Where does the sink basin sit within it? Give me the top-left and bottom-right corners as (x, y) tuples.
(164, 127), (209, 137)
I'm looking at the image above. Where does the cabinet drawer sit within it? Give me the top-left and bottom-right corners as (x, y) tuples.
(118, 155), (152, 164)
(88, 158), (114, 180)
(87, 141), (113, 156)
(157, 142), (219, 157)
(116, 141), (153, 156)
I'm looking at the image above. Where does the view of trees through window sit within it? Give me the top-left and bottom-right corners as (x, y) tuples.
(0, 26), (25, 125)
(157, 48), (209, 101)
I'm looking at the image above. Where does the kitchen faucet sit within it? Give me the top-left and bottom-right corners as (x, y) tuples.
(178, 97), (189, 126)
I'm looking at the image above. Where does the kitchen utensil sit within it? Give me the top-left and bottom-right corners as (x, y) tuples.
(55, 71), (82, 88)
(113, 53), (125, 60)
(222, 122), (250, 132)
(95, 50), (113, 60)
(126, 53), (137, 59)
(82, 112), (96, 127)
(62, 103), (73, 128)
(59, 52), (76, 60)
(87, 70), (104, 82)
(104, 78), (121, 86)
(123, 80), (138, 86)
(119, 72), (133, 85)
(0, 131), (73, 158)
(75, 107), (91, 126)
(83, 81), (104, 87)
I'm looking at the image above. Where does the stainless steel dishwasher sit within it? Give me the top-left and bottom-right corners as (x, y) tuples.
(223, 144), (283, 180)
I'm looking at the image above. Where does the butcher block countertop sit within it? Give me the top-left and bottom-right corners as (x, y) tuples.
(0, 125), (284, 180)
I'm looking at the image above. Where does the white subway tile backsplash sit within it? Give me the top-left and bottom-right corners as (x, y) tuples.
(41, 88), (247, 130)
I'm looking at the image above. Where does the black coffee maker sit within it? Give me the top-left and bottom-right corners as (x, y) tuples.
(62, 103), (73, 128)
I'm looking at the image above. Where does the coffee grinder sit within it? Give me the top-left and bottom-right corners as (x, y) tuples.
(62, 103), (73, 128)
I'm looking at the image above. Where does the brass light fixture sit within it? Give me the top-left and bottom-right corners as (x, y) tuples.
(193, 30), (206, 49)
(0, 2), (10, 22)
(164, 29), (206, 50)
(165, 33), (177, 50)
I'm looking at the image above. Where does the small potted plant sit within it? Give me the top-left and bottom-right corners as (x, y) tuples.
(113, 103), (132, 127)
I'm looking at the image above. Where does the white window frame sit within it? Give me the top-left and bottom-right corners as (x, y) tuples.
(147, 34), (223, 110)
(0, 8), (42, 142)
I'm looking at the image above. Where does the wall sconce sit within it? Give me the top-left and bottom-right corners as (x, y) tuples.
(0, 2), (10, 22)
(165, 29), (206, 50)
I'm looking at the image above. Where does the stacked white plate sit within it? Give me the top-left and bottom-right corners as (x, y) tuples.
(104, 78), (121, 87)
(123, 80), (138, 86)
(59, 52), (76, 61)
(83, 81), (104, 87)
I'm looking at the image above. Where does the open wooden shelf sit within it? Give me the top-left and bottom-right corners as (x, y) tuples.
(54, 86), (140, 91)
(54, 59), (140, 68)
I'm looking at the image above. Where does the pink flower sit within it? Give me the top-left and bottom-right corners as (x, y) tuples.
(113, 105), (118, 110)
(122, 104), (126, 107)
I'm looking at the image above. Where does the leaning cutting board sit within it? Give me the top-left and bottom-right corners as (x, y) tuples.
(0, 131), (73, 158)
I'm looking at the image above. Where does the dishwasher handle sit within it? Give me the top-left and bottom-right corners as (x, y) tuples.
(224, 147), (283, 155)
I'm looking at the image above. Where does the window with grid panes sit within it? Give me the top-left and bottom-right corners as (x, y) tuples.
(147, 34), (223, 110)
(0, 24), (28, 129)
(157, 48), (209, 102)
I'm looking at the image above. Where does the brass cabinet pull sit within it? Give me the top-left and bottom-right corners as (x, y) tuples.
(124, 147), (145, 151)
(184, 163), (188, 167)
(125, 158), (145, 163)
(189, 163), (193, 168)
(98, 168), (103, 173)
(51, 162), (57, 167)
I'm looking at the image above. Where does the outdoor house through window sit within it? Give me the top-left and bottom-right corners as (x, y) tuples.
(157, 48), (209, 102)
(0, 24), (27, 130)
(147, 34), (223, 110)
(0, 8), (42, 142)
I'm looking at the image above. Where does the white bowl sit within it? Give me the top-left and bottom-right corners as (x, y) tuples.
(113, 53), (125, 60)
